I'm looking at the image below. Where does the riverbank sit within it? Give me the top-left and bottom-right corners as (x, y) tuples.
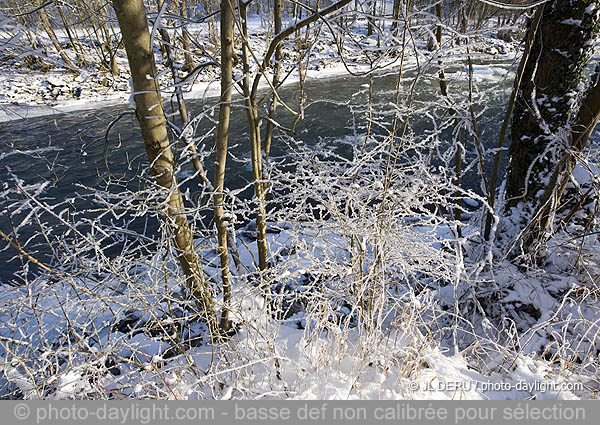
(0, 14), (518, 122)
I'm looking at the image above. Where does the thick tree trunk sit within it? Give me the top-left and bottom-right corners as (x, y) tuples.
(572, 68), (600, 149)
(532, 69), (600, 242)
(505, 0), (600, 249)
(506, 0), (600, 208)
(111, 0), (215, 328)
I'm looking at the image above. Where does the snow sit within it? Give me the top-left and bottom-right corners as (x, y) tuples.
(585, 3), (597, 14)
(463, 197), (479, 208)
(0, 222), (595, 400)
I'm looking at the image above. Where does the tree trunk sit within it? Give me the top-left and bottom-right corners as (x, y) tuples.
(75, 0), (109, 71)
(532, 67), (600, 243)
(263, 0), (283, 162)
(483, 5), (545, 240)
(180, 0), (195, 72)
(56, 5), (87, 67)
(35, 1), (76, 68)
(505, 0), (600, 248)
(391, 0), (402, 32)
(95, 0), (120, 76)
(435, 2), (448, 96)
(239, 1), (270, 274)
(367, 0), (375, 36)
(506, 0), (600, 208)
(111, 0), (216, 329)
(214, 0), (234, 333)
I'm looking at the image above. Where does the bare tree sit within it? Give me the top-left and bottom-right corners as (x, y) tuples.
(263, 0), (283, 161)
(111, 0), (216, 330)
(240, 0), (354, 275)
(33, 0), (76, 68)
(213, 0), (235, 332)
(180, 0), (196, 71)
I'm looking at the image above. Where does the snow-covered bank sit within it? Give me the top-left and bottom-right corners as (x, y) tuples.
(0, 61), (367, 122)
(1, 115), (597, 400)
(0, 12), (518, 122)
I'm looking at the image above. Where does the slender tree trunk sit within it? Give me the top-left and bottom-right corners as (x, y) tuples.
(214, 0), (234, 332)
(111, 0), (216, 329)
(239, 0), (270, 274)
(156, 0), (245, 282)
(156, 0), (190, 126)
(97, 1), (120, 76)
(367, 0), (375, 36)
(435, 2), (448, 96)
(483, 5), (544, 240)
(35, 1), (76, 68)
(391, 0), (402, 32)
(75, 0), (108, 70)
(56, 5), (87, 67)
(264, 0), (283, 162)
(180, 0), (195, 72)
(243, 0), (353, 276)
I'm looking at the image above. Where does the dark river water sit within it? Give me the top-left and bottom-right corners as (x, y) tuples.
(0, 59), (515, 283)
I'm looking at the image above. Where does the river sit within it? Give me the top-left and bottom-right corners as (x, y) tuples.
(0, 58), (515, 283)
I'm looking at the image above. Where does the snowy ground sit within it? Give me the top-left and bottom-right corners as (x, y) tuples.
(0, 216), (596, 400)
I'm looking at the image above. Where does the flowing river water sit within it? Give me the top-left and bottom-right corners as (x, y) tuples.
(0, 59), (516, 283)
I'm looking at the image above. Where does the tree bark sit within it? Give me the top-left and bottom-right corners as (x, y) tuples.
(214, 0), (234, 333)
(435, 2), (447, 96)
(532, 68), (600, 242)
(56, 5), (87, 67)
(111, 0), (216, 329)
(391, 0), (402, 32)
(245, 0), (353, 275)
(505, 0), (600, 249)
(95, 0), (120, 76)
(238, 1), (270, 274)
(506, 0), (600, 208)
(180, 0), (196, 72)
(483, 5), (545, 240)
(263, 0), (283, 162)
